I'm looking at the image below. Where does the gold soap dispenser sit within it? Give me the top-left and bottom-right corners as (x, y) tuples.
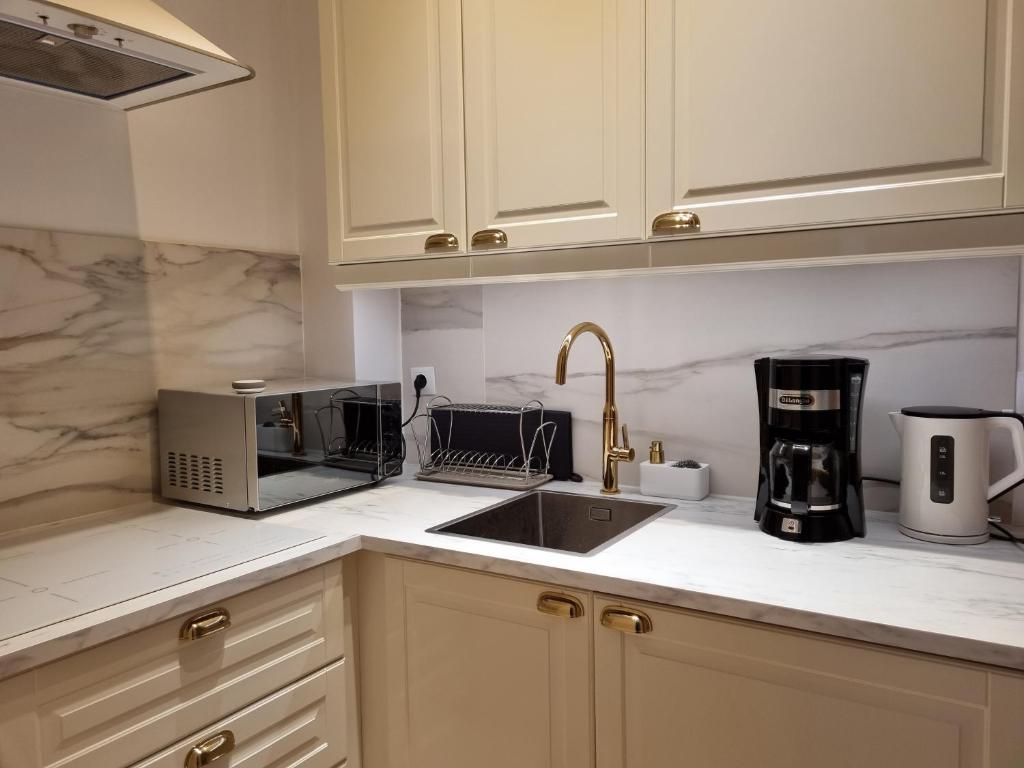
(649, 440), (664, 464)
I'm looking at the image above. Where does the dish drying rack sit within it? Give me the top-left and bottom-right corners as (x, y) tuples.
(411, 398), (556, 490)
(313, 388), (402, 470)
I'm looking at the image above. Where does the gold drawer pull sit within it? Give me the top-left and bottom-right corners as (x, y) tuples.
(184, 730), (235, 768)
(179, 608), (231, 641)
(424, 232), (459, 253)
(651, 211), (700, 236)
(470, 228), (508, 249)
(537, 592), (585, 619)
(601, 606), (653, 634)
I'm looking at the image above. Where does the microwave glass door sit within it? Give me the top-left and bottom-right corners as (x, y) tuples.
(253, 384), (403, 509)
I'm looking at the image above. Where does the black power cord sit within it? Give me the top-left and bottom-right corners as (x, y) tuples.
(401, 373), (429, 428)
(863, 476), (1024, 548)
(989, 520), (1024, 550)
(862, 475), (900, 486)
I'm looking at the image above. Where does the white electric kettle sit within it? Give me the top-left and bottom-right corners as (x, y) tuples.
(889, 406), (1024, 544)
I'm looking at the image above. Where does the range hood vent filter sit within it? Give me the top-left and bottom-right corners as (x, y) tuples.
(0, 19), (191, 99)
(0, 0), (251, 109)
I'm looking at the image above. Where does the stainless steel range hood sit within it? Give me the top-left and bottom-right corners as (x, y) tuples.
(0, 0), (252, 109)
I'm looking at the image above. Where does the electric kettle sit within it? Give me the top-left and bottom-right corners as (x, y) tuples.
(889, 406), (1024, 544)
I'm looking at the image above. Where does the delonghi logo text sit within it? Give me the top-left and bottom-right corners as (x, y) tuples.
(779, 393), (814, 406)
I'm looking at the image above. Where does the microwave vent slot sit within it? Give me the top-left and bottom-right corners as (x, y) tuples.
(166, 452), (224, 495)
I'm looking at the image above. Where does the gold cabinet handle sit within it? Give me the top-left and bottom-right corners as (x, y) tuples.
(184, 730), (235, 768)
(537, 592), (585, 619)
(179, 608), (231, 641)
(651, 211), (701, 236)
(424, 232), (459, 253)
(470, 228), (508, 249)
(601, 606), (653, 634)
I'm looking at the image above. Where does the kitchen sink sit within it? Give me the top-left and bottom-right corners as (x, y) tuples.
(427, 490), (674, 555)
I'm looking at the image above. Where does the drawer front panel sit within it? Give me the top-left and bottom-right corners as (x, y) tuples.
(131, 661), (347, 768)
(36, 562), (343, 768)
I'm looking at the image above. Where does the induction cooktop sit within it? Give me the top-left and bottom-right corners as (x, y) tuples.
(0, 505), (323, 642)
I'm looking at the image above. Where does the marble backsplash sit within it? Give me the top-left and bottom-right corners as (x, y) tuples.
(0, 227), (303, 532)
(400, 257), (1020, 508)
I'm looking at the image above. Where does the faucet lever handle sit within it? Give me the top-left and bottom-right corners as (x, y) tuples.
(617, 423), (636, 463)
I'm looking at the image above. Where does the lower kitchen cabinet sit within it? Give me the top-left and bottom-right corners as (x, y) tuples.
(0, 560), (353, 768)
(593, 594), (1024, 768)
(130, 660), (347, 768)
(354, 556), (1024, 768)
(355, 554), (593, 768)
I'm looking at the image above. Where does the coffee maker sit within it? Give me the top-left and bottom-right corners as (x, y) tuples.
(754, 356), (868, 542)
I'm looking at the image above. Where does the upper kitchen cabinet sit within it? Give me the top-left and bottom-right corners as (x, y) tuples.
(319, 0), (466, 263)
(646, 0), (1013, 238)
(461, 0), (645, 252)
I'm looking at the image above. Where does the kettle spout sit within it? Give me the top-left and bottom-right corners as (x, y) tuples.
(888, 411), (904, 438)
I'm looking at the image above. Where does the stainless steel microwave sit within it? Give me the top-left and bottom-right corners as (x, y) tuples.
(158, 379), (403, 512)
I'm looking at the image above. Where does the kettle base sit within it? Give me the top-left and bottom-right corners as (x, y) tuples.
(898, 524), (989, 545)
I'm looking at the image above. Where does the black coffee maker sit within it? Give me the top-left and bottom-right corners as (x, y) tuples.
(754, 356), (868, 542)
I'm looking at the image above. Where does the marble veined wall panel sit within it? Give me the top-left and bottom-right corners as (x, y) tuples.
(0, 228), (302, 532)
(401, 257), (1019, 511)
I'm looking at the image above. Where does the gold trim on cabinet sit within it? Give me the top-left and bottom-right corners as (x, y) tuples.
(651, 211), (701, 236)
(184, 730), (235, 767)
(424, 232), (460, 253)
(537, 592), (585, 619)
(601, 606), (653, 634)
(179, 608), (232, 641)
(470, 228), (509, 249)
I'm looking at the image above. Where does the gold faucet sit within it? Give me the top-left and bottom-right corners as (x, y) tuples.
(555, 321), (635, 494)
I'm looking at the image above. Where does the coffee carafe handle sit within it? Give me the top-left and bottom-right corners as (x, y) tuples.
(987, 413), (1024, 502)
(790, 443), (812, 515)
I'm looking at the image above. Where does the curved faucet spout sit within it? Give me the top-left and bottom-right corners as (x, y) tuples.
(554, 321), (632, 494)
(555, 321), (615, 405)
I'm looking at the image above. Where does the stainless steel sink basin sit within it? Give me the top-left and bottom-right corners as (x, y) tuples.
(428, 490), (674, 555)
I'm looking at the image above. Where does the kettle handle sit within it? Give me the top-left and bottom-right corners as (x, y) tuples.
(987, 413), (1024, 502)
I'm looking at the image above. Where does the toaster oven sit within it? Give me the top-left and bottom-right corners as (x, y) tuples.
(158, 380), (403, 512)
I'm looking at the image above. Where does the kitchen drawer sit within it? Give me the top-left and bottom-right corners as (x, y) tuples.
(34, 561), (344, 768)
(132, 660), (347, 768)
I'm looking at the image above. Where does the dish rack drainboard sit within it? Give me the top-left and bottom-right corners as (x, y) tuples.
(411, 398), (556, 490)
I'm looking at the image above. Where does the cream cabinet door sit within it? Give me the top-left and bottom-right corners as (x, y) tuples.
(319, 0), (466, 263)
(461, 0), (644, 252)
(646, 0), (1010, 238)
(130, 662), (347, 768)
(593, 595), (1005, 768)
(357, 555), (593, 768)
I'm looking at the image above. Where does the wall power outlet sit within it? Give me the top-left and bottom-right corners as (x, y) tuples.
(410, 366), (436, 396)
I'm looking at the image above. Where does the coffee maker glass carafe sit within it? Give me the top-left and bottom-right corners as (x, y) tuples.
(768, 440), (842, 512)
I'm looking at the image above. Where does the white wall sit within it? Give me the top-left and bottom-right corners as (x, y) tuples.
(353, 290), (403, 381)
(0, 0), (302, 254)
(285, 0), (359, 379)
(127, 0), (300, 254)
(0, 0), (385, 383)
(125, 0), (361, 379)
(0, 83), (137, 236)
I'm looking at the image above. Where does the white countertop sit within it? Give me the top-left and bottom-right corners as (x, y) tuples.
(0, 507), (323, 641)
(1, 472), (1022, 680)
